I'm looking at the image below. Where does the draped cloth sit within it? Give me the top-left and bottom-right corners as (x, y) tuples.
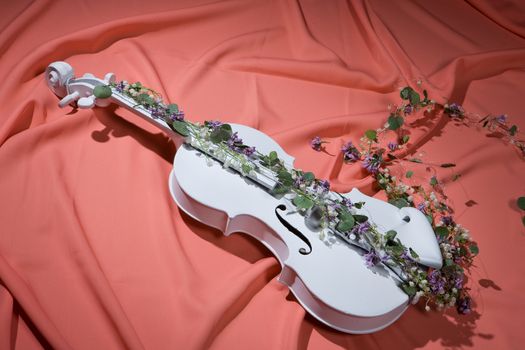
(1, 0), (524, 348)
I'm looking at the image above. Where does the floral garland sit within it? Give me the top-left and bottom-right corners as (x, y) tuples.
(91, 80), (487, 315)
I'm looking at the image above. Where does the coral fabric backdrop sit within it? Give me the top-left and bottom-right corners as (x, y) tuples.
(1, 0), (524, 349)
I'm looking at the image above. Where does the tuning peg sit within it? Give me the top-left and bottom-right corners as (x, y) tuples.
(78, 95), (96, 109)
(104, 72), (116, 84)
(58, 91), (80, 108)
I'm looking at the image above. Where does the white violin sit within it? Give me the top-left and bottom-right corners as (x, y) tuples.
(45, 61), (442, 334)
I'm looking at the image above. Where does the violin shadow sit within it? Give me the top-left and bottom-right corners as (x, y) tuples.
(178, 209), (272, 264)
(300, 305), (487, 350)
(90, 106), (176, 164)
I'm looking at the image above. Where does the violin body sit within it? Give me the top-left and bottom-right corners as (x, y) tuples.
(45, 62), (442, 334)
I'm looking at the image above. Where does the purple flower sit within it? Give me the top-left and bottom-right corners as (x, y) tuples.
(227, 132), (243, 149)
(441, 216), (454, 226)
(404, 105), (413, 115)
(116, 81), (127, 93)
(352, 221), (371, 236)
(170, 110), (185, 121)
(445, 103), (465, 118)
(387, 142), (398, 151)
(318, 179), (330, 193)
(428, 270), (445, 295)
(150, 106), (165, 119)
(341, 141), (360, 162)
(362, 154), (382, 174)
(206, 120), (223, 129)
(310, 136), (325, 151)
(364, 249), (380, 267)
(496, 114), (507, 124)
(454, 273), (464, 289)
(456, 296), (471, 314)
(340, 197), (353, 210)
(417, 202), (427, 214)
(243, 146), (256, 157)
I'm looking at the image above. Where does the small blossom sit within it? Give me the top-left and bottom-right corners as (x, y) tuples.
(404, 105), (413, 115)
(341, 141), (361, 162)
(456, 296), (471, 314)
(310, 136), (326, 151)
(364, 249), (380, 267)
(206, 120), (223, 129)
(445, 103), (465, 118)
(496, 114), (507, 124)
(362, 154), (382, 174)
(387, 142), (398, 151)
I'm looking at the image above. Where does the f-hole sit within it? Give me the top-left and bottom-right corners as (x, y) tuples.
(274, 204), (312, 255)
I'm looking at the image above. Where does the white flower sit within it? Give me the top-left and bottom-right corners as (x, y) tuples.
(425, 305), (431, 311)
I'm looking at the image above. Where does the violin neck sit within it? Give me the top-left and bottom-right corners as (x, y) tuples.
(109, 89), (185, 148)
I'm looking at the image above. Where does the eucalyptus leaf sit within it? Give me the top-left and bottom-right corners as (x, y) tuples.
(388, 198), (409, 209)
(469, 244), (479, 255)
(385, 230), (397, 241)
(365, 129), (377, 141)
(517, 197), (525, 211)
(401, 283), (416, 297)
(277, 169), (293, 187)
(406, 170), (413, 178)
(172, 120), (189, 136)
(303, 172), (315, 182)
(388, 114), (404, 130)
(400, 87), (412, 100)
(409, 90), (420, 105)
(509, 125), (518, 136)
(167, 103), (179, 114)
(293, 195), (314, 210)
(210, 124), (232, 143)
(409, 248), (419, 259)
(401, 135), (410, 144)
(353, 214), (368, 223)
(430, 176), (438, 186)
(336, 211), (355, 232)
(435, 226), (449, 239)
(93, 85), (112, 99)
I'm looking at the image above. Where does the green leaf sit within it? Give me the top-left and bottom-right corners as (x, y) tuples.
(409, 158), (422, 163)
(167, 103), (179, 114)
(385, 230), (397, 241)
(242, 164), (252, 174)
(277, 169), (293, 187)
(423, 90), (428, 100)
(388, 114), (404, 130)
(445, 258), (454, 267)
(426, 214), (434, 224)
(452, 174), (461, 181)
(365, 129), (377, 141)
(136, 93), (154, 106)
(469, 244), (479, 256)
(388, 198), (409, 209)
(401, 135), (410, 144)
(401, 283), (416, 297)
(409, 248), (419, 259)
(435, 226), (449, 239)
(430, 176), (438, 186)
(303, 172), (315, 182)
(210, 124), (232, 143)
(353, 214), (368, 223)
(517, 197), (525, 211)
(406, 170), (414, 178)
(336, 210), (355, 232)
(354, 201), (365, 209)
(272, 185), (291, 195)
(440, 163), (456, 168)
(93, 85), (112, 99)
(172, 120), (189, 136)
(509, 125), (518, 136)
(400, 87), (412, 100)
(292, 195), (314, 210)
(409, 90), (421, 106)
